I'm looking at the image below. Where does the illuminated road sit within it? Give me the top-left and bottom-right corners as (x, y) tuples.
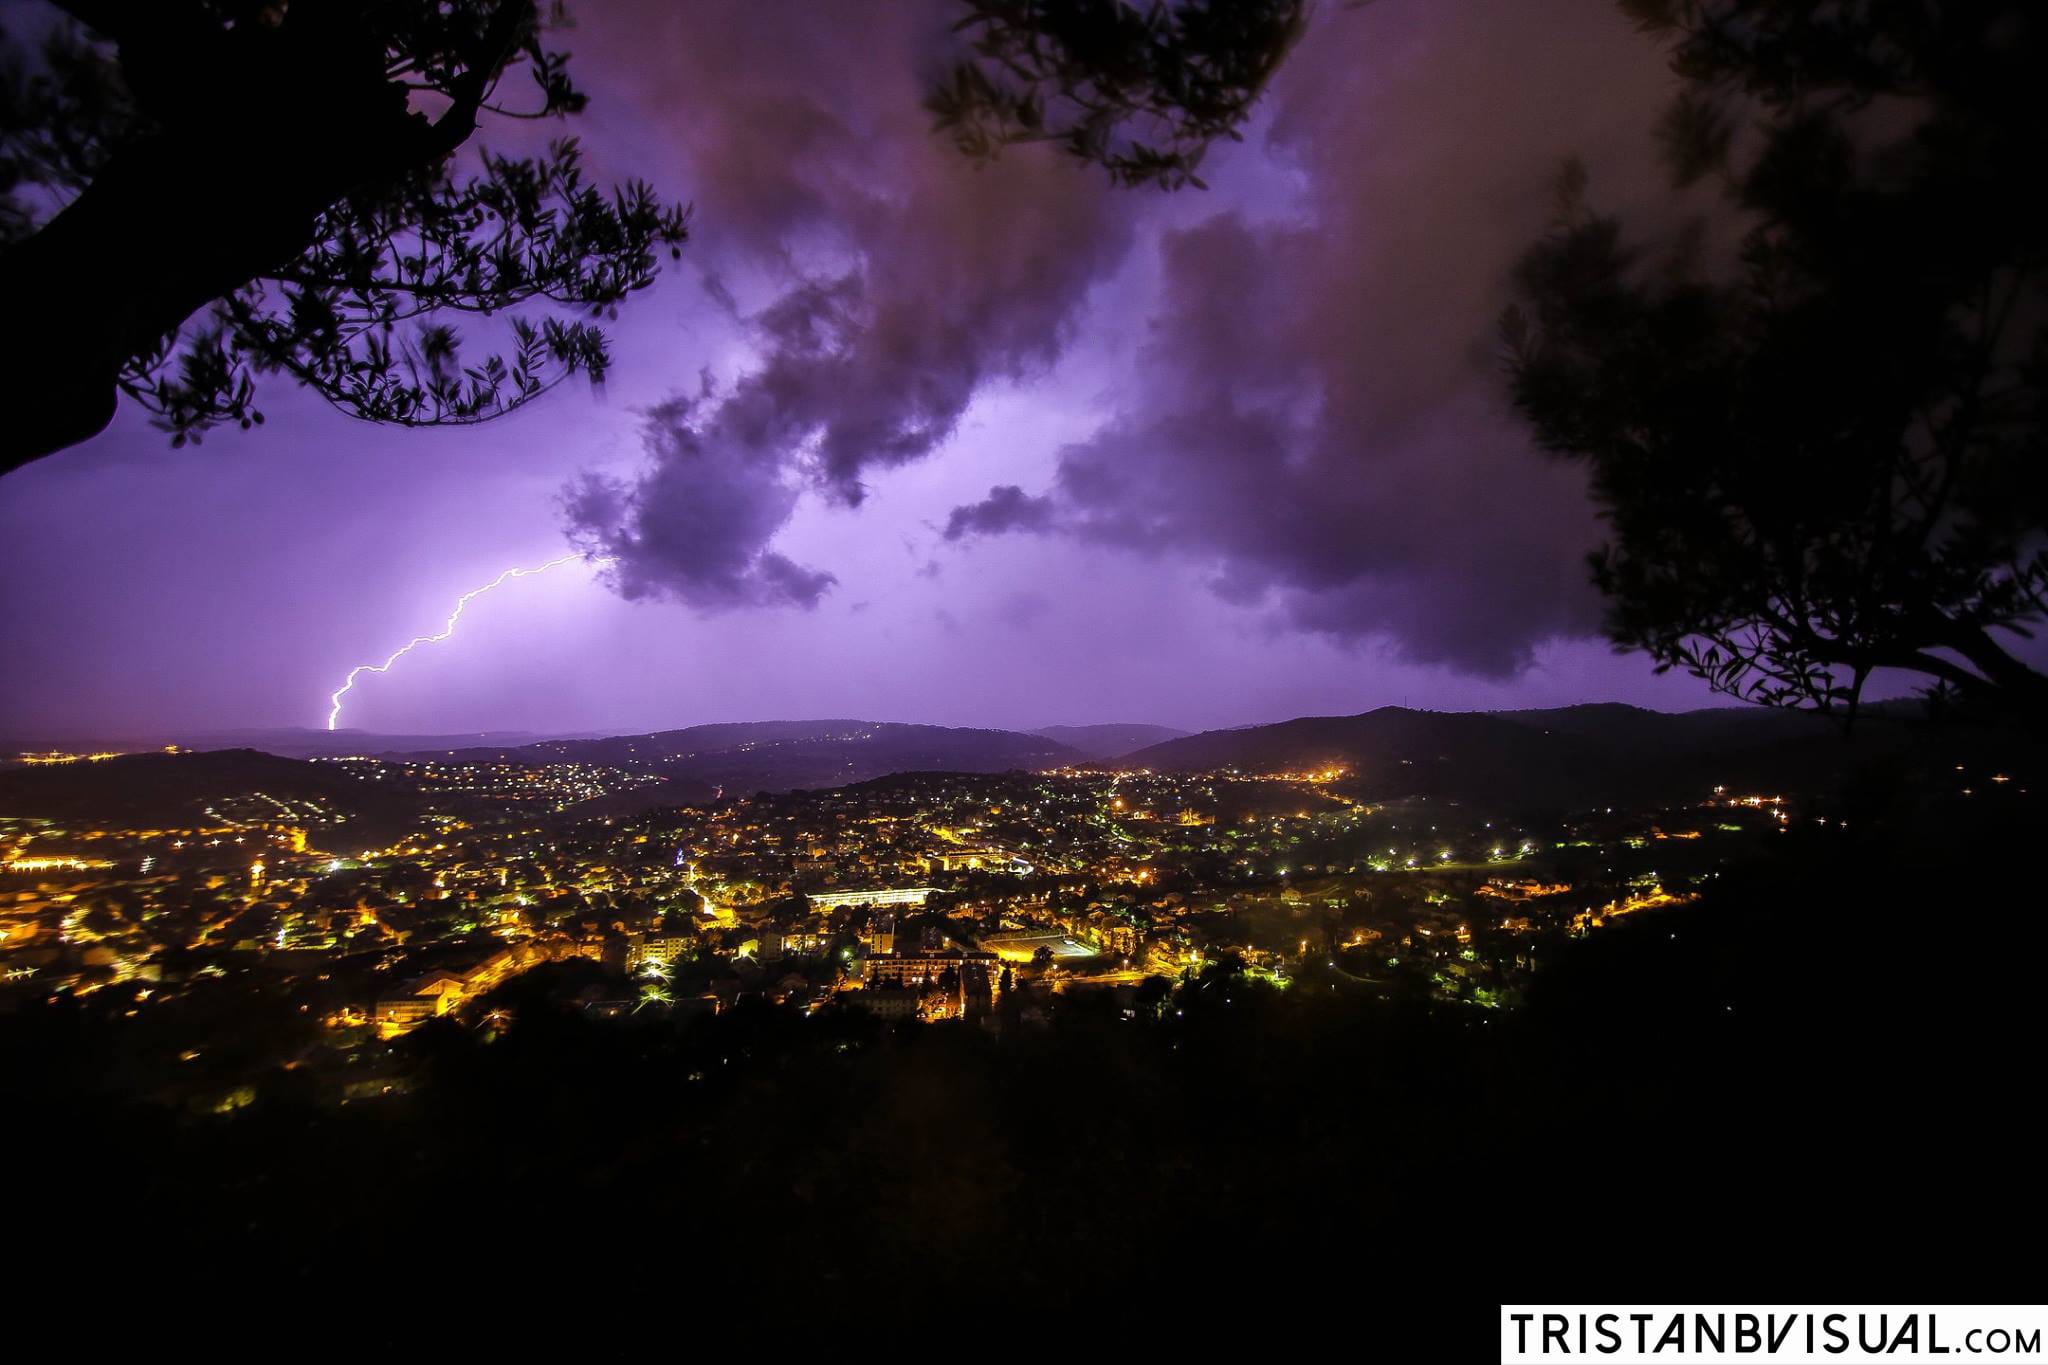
(1052, 968), (1151, 988)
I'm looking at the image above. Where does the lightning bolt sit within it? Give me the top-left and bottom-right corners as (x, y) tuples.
(326, 552), (613, 730)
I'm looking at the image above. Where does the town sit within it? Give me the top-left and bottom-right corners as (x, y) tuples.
(0, 744), (1819, 1111)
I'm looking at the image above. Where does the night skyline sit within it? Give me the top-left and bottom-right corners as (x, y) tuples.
(0, 0), (1832, 739)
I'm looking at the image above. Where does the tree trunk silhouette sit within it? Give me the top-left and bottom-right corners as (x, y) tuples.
(0, 3), (511, 473)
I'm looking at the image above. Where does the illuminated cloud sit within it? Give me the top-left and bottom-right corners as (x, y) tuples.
(0, 0), (1761, 738)
(563, 394), (834, 609)
(560, 0), (1132, 610)
(942, 0), (1680, 675)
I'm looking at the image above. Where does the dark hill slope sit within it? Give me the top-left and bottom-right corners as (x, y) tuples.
(1116, 703), (2027, 809)
(1118, 707), (1621, 808)
(0, 748), (426, 842)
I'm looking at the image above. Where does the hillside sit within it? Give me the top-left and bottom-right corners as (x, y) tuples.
(1113, 702), (2020, 809)
(0, 748), (429, 843)
(1487, 702), (1824, 752)
(1117, 707), (1620, 807)
(396, 720), (1081, 793)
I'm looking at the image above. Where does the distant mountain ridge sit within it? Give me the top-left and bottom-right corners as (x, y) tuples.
(0, 721), (1085, 838)
(8, 705), (1996, 824)
(1031, 723), (1189, 758)
(393, 719), (1081, 795)
(2, 728), (584, 761)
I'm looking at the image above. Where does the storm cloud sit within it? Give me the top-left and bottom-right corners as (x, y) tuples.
(944, 0), (1682, 675)
(562, 391), (835, 608)
(0, 0), (1864, 739)
(560, 0), (1133, 612)
(943, 484), (1058, 542)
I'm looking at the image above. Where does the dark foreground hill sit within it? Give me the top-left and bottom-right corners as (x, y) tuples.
(1114, 702), (2028, 809)
(395, 719), (1081, 794)
(7, 809), (2040, 1328)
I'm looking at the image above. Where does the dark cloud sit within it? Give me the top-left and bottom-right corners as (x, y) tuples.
(561, 0), (1133, 610)
(944, 0), (1680, 675)
(563, 394), (835, 608)
(943, 484), (1059, 541)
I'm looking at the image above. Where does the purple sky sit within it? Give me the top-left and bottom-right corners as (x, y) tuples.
(0, 0), (1877, 739)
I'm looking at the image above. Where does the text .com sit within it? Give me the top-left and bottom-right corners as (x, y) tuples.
(1500, 1307), (2046, 1364)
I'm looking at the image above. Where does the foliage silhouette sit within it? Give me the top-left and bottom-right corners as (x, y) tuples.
(0, 1), (689, 469)
(926, 0), (1310, 189)
(1506, 0), (2048, 717)
(1, 0), (1308, 474)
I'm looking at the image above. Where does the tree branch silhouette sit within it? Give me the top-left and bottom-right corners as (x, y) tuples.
(1507, 0), (2048, 719)
(0, 1), (687, 469)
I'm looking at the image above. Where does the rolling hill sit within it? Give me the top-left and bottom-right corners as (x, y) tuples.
(1114, 707), (1622, 807)
(1110, 703), (2010, 809)
(393, 720), (1081, 793)
(0, 748), (431, 844)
